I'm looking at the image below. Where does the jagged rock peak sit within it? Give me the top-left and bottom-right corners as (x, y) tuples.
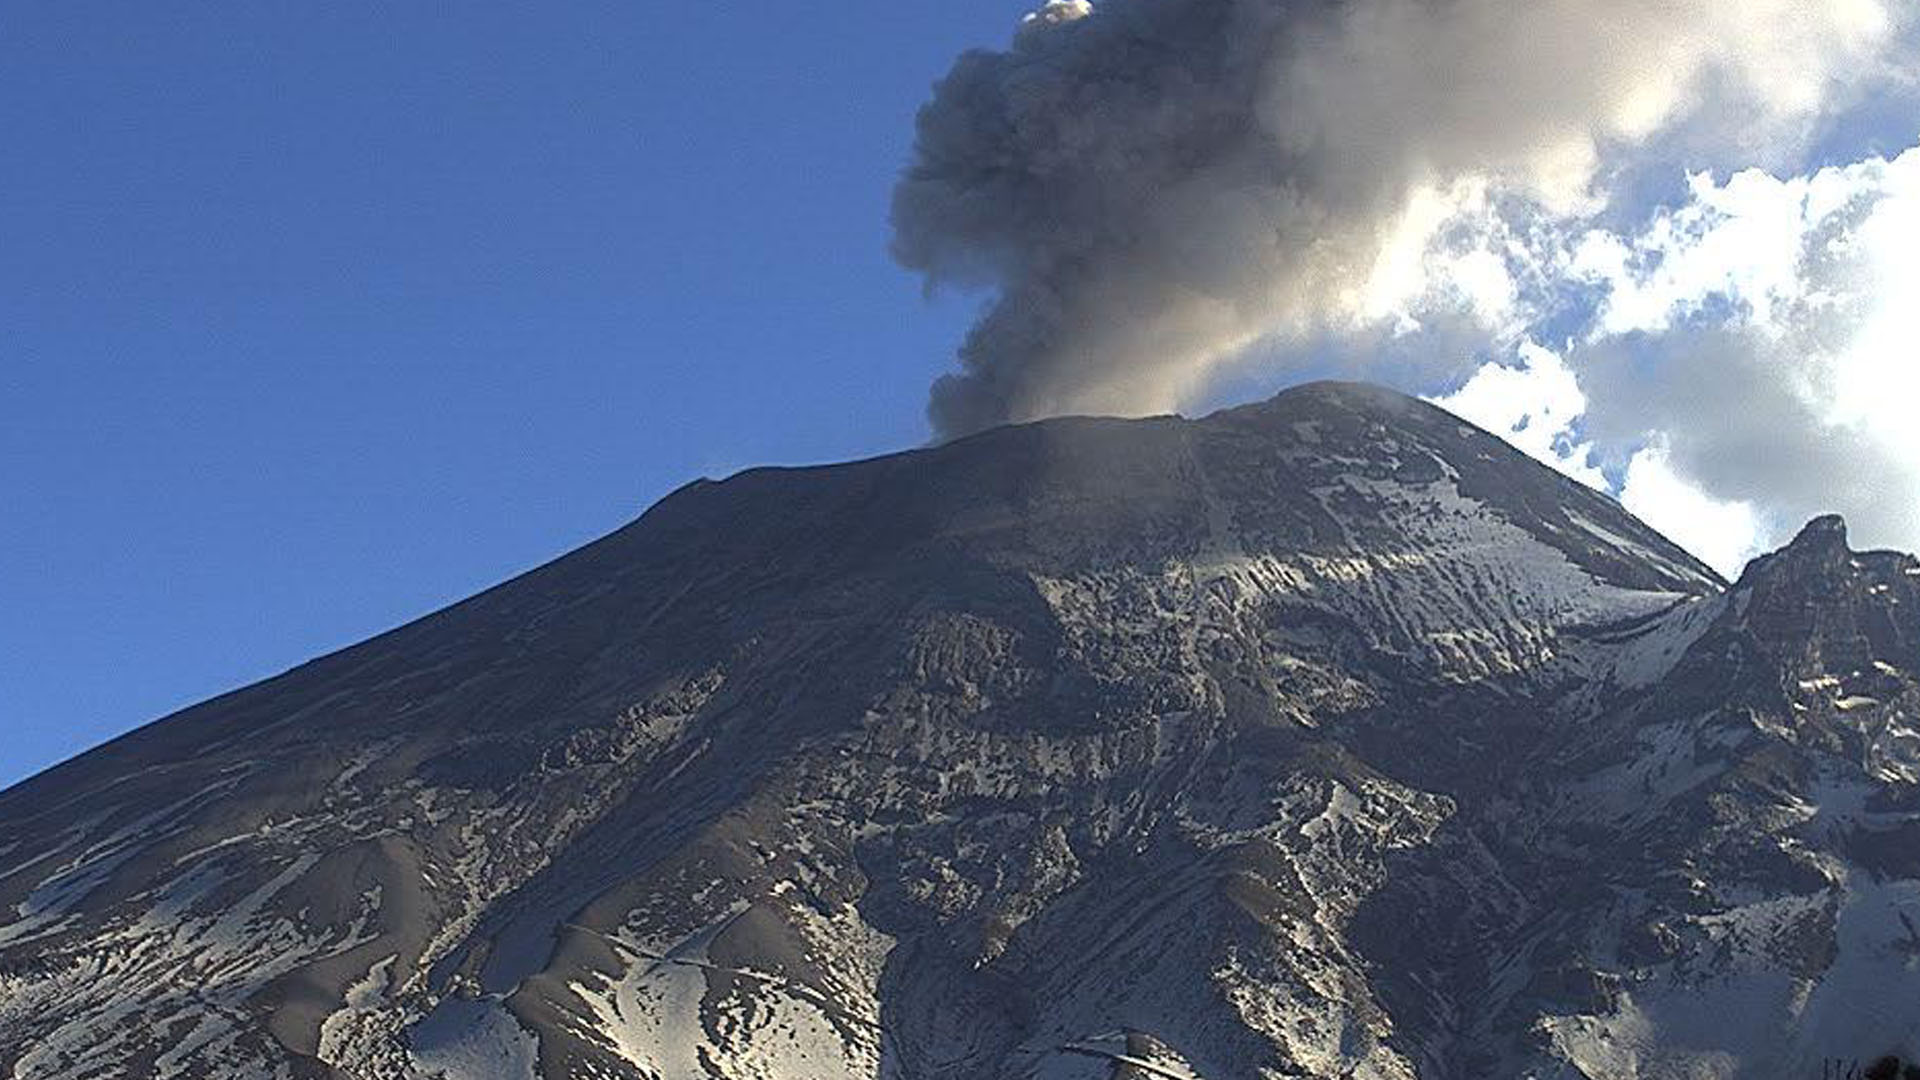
(1787, 513), (1851, 556)
(1736, 513), (1853, 586)
(1726, 513), (1920, 679)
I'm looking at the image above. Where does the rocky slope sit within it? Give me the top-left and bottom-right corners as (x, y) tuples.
(3, 382), (1915, 1079)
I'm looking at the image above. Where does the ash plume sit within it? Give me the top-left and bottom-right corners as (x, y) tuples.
(893, 0), (1894, 438)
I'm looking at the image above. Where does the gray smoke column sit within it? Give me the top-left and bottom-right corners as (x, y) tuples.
(893, 0), (1894, 438)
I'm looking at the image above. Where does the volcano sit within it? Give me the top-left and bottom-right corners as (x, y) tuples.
(6, 382), (1918, 1079)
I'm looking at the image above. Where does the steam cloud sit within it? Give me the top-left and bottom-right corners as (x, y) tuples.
(893, 0), (1897, 439)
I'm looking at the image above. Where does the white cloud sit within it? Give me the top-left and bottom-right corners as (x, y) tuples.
(1356, 180), (1553, 342)
(1617, 441), (1768, 578)
(1823, 150), (1920, 460)
(1571, 168), (1823, 337)
(1414, 139), (1920, 574)
(1425, 342), (1606, 488)
(1571, 149), (1920, 342)
(1018, 0), (1093, 33)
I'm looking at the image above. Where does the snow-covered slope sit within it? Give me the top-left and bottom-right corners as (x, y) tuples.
(5, 382), (1914, 1079)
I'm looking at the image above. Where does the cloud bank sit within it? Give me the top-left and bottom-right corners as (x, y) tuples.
(894, 0), (1896, 438)
(895, 0), (1919, 574)
(1438, 148), (1920, 574)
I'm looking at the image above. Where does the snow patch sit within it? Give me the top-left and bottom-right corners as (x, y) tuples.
(408, 996), (540, 1080)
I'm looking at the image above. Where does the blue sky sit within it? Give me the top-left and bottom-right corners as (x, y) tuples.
(6, 2), (1918, 790)
(1, 2), (1039, 787)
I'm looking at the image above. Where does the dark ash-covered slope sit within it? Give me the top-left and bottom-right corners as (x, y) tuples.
(7, 382), (1915, 1079)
